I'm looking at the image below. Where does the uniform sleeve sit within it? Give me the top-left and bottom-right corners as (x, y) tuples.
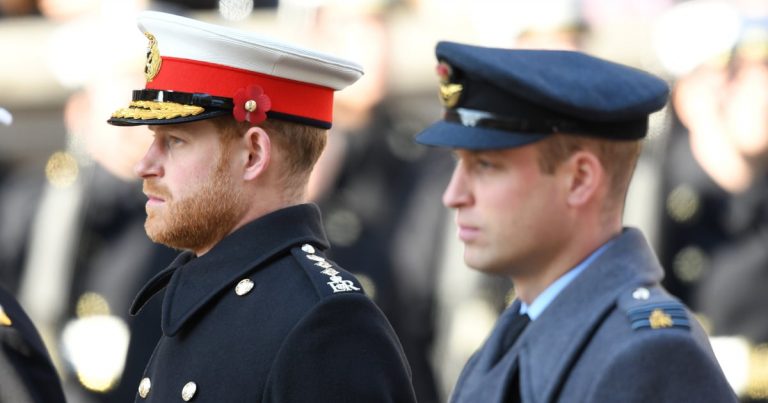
(263, 292), (417, 403)
(0, 347), (35, 403)
(589, 331), (738, 403)
(0, 289), (66, 403)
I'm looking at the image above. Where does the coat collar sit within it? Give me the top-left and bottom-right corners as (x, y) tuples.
(129, 204), (329, 336)
(518, 227), (663, 403)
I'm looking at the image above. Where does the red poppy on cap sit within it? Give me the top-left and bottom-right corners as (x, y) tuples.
(233, 85), (272, 125)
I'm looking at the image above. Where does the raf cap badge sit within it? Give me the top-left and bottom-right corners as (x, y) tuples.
(437, 61), (463, 108)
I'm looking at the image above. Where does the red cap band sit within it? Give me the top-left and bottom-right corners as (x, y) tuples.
(146, 57), (335, 123)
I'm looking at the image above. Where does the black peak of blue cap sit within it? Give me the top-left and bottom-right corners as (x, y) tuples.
(416, 41), (670, 150)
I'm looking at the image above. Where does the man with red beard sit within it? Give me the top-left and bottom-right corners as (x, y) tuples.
(107, 11), (416, 403)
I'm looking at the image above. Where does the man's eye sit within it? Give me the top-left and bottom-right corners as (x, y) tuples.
(476, 159), (494, 169)
(167, 137), (184, 147)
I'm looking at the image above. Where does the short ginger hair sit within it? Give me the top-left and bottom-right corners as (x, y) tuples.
(212, 116), (328, 195)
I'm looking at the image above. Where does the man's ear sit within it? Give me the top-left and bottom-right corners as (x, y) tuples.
(563, 150), (604, 207)
(241, 126), (271, 181)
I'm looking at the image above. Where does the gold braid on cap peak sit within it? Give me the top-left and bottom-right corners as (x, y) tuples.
(111, 100), (205, 120)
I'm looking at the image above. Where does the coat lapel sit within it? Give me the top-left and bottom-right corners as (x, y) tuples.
(129, 204), (329, 337)
(129, 250), (195, 315)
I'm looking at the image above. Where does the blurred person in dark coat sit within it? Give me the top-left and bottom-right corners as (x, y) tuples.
(0, 286), (66, 403)
(0, 4), (180, 401)
(0, 109), (65, 403)
(9, 48), (178, 403)
(655, 2), (768, 400)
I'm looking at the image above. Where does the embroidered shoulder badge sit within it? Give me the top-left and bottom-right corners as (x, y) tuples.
(627, 304), (689, 330)
(622, 287), (691, 331)
(298, 244), (361, 294)
(626, 302), (690, 331)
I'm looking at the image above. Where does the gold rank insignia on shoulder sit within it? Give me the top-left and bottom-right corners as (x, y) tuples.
(649, 309), (673, 329)
(627, 303), (690, 331)
(437, 61), (463, 108)
(0, 304), (11, 326)
(144, 32), (162, 82)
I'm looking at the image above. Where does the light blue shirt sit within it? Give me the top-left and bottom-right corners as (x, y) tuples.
(519, 240), (614, 321)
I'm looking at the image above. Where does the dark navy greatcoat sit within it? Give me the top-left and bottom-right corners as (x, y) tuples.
(450, 228), (738, 403)
(129, 204), (416, 402)
(0, 286), (66, 403)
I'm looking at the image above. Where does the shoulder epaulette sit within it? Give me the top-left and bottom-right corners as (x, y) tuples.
(290, 243), (364, 298)
(618, 286), (691, 331)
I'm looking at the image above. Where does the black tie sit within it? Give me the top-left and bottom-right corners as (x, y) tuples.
(492, 311), (531, 366)
(501, 312), (530, 403)
(501, 312), (531, 353)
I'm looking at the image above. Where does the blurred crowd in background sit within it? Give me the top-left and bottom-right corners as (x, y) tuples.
(1, 0), (767, 402)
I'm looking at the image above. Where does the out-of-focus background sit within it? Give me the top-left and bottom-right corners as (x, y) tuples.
(1, 0), (767, 402)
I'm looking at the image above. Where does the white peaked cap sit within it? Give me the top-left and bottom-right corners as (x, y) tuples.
(110, 11), (364, 128)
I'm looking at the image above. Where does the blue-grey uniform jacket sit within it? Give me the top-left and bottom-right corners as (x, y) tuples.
(129, 204), (416, 402)
(0, 286), (66, 403)
(451, 228), (738, 403)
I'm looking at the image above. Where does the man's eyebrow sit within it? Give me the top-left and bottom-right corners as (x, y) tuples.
(150, 126), (185, 137)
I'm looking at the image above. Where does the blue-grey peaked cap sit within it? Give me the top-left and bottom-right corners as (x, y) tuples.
(416, 41), (670, 150)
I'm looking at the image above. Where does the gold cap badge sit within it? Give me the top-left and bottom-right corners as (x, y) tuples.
(144, 32), (162, 82)
(437, 62), (463, 108)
